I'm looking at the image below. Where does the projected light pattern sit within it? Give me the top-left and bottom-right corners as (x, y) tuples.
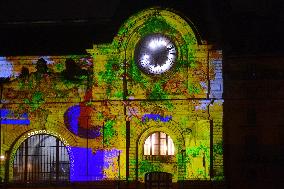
(0, 109), (30, 125)
(70, 147), (121, 181)
(64, 105), (101, 139)
(195, 100), (211, 110)
(86, 7), (224, 181)
(0, 8), (223, 183)
(0, 58), (13, 78)
(142, 114), (172, 122)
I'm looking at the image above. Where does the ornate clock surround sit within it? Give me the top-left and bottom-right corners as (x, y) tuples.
(134, 33), (177, 76)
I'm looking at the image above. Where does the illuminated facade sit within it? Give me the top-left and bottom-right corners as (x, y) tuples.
(0, 8), (223, 186)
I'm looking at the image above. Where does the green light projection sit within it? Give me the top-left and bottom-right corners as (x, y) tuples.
(0, 8), (223, 183)
(86, 8), (224, 182)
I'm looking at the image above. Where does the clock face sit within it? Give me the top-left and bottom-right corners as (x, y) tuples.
(135, 34), (177, 75)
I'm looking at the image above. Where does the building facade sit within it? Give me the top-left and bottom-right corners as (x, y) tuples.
(0, 8), (224, 188)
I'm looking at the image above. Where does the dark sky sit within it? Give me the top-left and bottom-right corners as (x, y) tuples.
(0, 0), (283, 55)
(0, 0), (120, 22)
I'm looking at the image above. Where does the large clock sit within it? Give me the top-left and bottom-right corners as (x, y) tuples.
(134, 33), (177, 75)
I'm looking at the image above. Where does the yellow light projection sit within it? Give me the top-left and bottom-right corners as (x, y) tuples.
(0, 8), (224, 184)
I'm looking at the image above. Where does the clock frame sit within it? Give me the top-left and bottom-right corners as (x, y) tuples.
(134, 33), (177, 76)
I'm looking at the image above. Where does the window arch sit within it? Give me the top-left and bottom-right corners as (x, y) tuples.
(13, 134), (70, 183)
(144, 132), (174, 156)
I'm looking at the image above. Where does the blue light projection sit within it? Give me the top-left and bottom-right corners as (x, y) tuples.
(0, 57), (13, 78)
(0, 109), (30, 125)
(64, 105), (101, 139)
(70, 147), (121, 181)
(195, 100), (211, 110)
(142, 114), (172, 122)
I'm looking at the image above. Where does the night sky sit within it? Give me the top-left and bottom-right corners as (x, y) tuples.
(0, 0), (283, 55)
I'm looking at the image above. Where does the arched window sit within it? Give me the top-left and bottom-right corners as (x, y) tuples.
(13, 134), (70, 183)
(144, 132), (174, 156)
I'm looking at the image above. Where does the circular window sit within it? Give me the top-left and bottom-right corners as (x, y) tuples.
(135, 33), (177, 75)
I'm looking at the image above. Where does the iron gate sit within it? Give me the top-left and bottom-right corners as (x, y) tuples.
(13, 134), (70, 183)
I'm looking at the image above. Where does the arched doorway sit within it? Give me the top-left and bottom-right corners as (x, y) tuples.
(145, 172), (172, 189)
(137, 127), (185, 182)
(13, 134), (70, 183)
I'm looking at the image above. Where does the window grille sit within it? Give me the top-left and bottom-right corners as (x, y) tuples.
(144, 132), (174, 158)
(13, 134), (70, 183)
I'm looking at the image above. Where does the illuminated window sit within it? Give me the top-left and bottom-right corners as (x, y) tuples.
(144, 132), (174, 156)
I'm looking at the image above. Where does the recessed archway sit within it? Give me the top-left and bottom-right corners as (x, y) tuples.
(12, 134), (70, 183)
(137, 126), (185, 182)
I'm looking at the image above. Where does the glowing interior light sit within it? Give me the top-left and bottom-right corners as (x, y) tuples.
(151, 133), (156, 155)
(142, 54), (150, 60)
(141, 54), (150, 67)
(148, 38), (167, 50)
(0, 155), (5, 160)
(160, 141), (167, 155)
(135, 33), (177, 75)
(144, 137), (151, 155)
(168, 54), (175, 59)
(27, 163), (32, 171)
(144, 132), (175, 156)
(148, 40), (157, 49)
(163, 144), (167, 155)
(168, 137), (174, 155)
